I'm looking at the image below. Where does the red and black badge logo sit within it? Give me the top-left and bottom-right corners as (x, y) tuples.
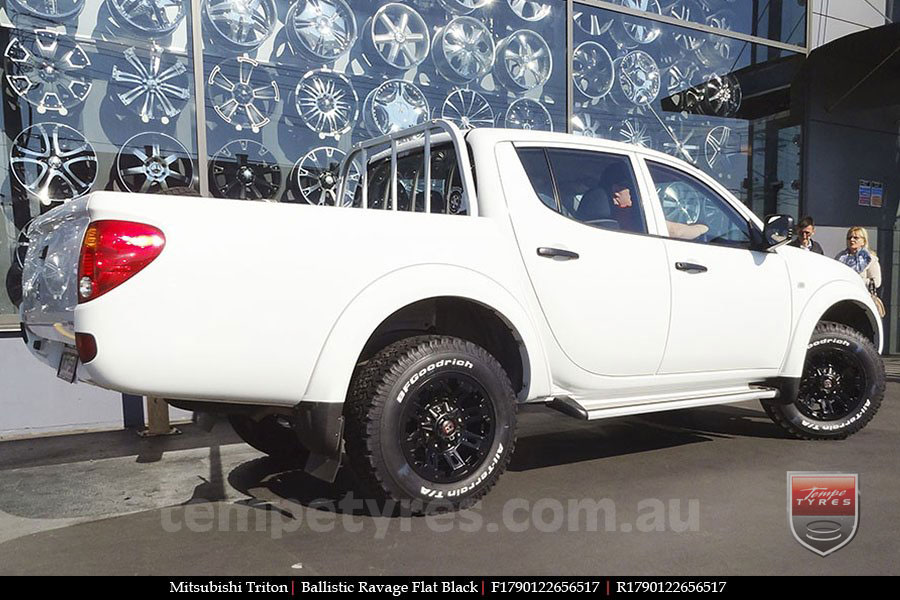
(787, 472), (859, 556)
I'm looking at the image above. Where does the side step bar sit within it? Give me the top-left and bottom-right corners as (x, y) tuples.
(547, 388), (779, 421)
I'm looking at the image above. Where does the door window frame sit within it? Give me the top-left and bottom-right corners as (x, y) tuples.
(513, 141), (662, 237)
(635, 153), (766, 248)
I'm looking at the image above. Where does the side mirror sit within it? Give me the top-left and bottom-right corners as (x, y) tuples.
(763, 214), (794, 249)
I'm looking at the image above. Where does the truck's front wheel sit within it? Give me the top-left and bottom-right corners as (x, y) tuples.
(762, 321), (885, 439)
(345, 336), (517, 513)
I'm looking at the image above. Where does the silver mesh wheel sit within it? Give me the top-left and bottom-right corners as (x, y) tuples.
(108, 0), (186, 35)
(4, 29), (92, 117)
(10, 123), (97, 205)
(8, 0), (84, 19)
(203, 0), (277, 50)
(504, 98), (552, 132)
(368, 4), (430, 70)
(507, 0), (552, 22)
(116, 132), (195, 194)
(208, 55), (280, 133)
(440, 89), (494, 129)
(618, 50), (660, 105)
(286, 0), (357, 62)
(294, 69), (358, 140)
(433, 16), (495, 84)
(494, 29), (552, 92)
(291, 146), (360, 206)
(573, 41), (614, 100)
(209, 139), (282, 201)
(364, 79), (429, 136)
(111, 46), (190, 125)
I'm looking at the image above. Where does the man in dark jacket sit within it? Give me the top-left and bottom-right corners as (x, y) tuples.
(790, 216), (824, 254)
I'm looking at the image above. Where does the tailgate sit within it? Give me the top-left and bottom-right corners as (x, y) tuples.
(20, 197), (91, 345)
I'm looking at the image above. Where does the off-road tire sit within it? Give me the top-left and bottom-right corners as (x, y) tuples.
(344, 335), (517, 514)
(762, 321), (885, 440)
(228, 414), (309, 463)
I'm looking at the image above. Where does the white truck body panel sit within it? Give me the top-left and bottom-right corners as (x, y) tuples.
(19, 125), (882, 415)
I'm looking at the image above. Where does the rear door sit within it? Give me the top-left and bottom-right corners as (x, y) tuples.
(500, 143), (671, 377)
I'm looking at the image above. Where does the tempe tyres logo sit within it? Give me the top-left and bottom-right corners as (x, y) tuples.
(787, 472), (859, 556)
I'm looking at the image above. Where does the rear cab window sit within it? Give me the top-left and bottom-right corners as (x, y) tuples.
(516, 147), (647, 235)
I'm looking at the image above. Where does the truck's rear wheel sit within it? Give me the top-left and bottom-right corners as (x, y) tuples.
(228, 414), (309, 464)
(762, 321), (884, 439)
(345, 336), (517, 513)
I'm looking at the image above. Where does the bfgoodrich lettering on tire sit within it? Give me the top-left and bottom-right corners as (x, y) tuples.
(345, 335), (517, 513)
(762, 321), (885, 440)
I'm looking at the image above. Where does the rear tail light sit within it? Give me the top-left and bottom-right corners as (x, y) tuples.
(78, 220), (165, 303)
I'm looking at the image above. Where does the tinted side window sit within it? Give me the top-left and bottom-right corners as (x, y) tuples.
(647, 162), (752, 248)
(516, 148), (557, 211)
(546, 149), (646, 234)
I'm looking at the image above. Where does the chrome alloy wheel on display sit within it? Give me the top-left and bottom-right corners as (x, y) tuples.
(108, 0), (187, 36)
(704, 125), (741, 170)
(291, 146), (360, 206)
(696, 11), (736, 67)
(610, 0), (662, 48)
(209, 140), (281, 201)
(111, 46), (190, 125)
(698, 73), (742, 117)
(208, 55), (280, 133)
(661, 119), (700, 164)
(286, 0), (358, 62)
(618, 50), (660, 105)
(617, 118), (652, 148)
(10, 123), (97, 205)
(7, 0), (84, 20)
(572, 113), (604, 138)
(116, 132), (195, 194)
(494, 29), (552, 92)
(440, 89), (494, 129)
(433, 16), (495, 84)
(573, 10), (613, 37)
(437, 0), (489, 15)
(666, 0), (707, 52)
(364, 79), (429, 136)
(507, 0), (552, 22)
(368, 4), (430, 70)
(573, 41), (614, 100)
(4, 30), (91, 117)
(658, 180), (702, 224)
(294, 69), (358, 140)
(504, 98), (552, 131)
(203, 0), (278, 50)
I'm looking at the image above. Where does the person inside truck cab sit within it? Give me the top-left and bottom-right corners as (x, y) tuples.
(604, 165), (709, 241)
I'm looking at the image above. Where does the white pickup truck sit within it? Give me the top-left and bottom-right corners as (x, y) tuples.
(19, 121), (885, 512)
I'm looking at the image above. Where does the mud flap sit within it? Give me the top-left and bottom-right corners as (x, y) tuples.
(294, 402), (345, 483)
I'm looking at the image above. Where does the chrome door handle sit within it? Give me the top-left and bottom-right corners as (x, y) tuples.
(537, 247), (580, 260)
(675, 262), (708, 273)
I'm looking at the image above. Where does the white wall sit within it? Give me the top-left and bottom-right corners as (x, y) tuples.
(0, 339), (193, 439)
(810, 0), (891, 48)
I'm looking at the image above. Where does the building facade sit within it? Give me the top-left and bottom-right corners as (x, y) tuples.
(0, 0), (894, 436)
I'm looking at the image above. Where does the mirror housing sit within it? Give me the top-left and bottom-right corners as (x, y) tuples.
(761, 214), (794, 250)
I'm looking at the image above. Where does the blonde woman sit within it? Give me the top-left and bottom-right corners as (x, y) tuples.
(835, 226), (881, 289)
